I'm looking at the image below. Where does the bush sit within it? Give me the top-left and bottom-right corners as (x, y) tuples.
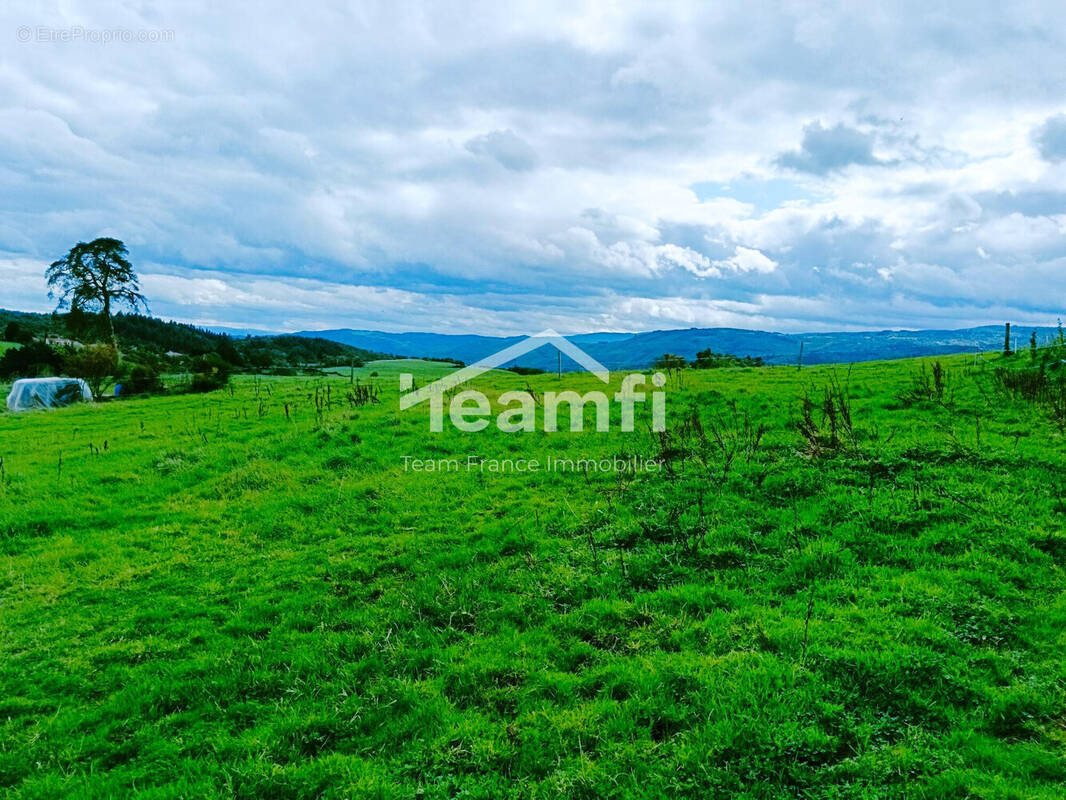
(190, 353), (232, 393)
(3, 321), (33, 345)
(653, 353), (688, 372)
(0, 341), (63, 379)
(991, 365), (1046, 402)
(797, 376), (857, 457)
(122, 363), (163, 395)
(990, 359), (1066, 432)
(898, 361), (950, 405)
(691, 349), (765, 368)
(64, 344), (118, 398)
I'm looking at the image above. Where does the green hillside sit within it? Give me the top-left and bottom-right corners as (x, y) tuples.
(0, 309), (387, 374)
(1, 353), (1065, 797)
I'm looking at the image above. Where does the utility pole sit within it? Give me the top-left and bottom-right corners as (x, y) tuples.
(1003, 322), (1012, 356)
(557, 351), (561, 379)
(797, 341), (804, 370)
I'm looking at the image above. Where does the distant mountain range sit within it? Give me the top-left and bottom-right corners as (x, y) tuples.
(291, 324), (1064, 371)
(11, 306), (1057, 372)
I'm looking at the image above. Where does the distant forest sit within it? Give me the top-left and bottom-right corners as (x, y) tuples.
(1, 309), (388, 382)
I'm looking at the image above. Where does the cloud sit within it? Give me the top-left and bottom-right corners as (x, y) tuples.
(775, 122), (882, 174)
(0, 1), (1065, 334)
(676, 246), (779, 279)
(716, 246), (778, 275)
(656, 244), (715, 277)
(1033, 114), (1066, 162)
(465, 130), (540, 171)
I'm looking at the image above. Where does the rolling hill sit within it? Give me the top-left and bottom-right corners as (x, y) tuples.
(293, 324), (1063, 370)
(0, 309), (388, 369)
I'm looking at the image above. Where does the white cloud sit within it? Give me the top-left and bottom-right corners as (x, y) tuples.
(0, 0), (1065, 333)
(715, 246), (779, 275)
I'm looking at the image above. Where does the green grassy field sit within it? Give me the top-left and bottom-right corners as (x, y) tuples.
(321, 358), (459, 383)
(1, 355), (1065, 798)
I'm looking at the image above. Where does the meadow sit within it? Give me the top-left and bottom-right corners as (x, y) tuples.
(1, 353), (1065, 798)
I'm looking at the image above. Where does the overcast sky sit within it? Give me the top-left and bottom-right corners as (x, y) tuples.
(2, 1), (1066, 334)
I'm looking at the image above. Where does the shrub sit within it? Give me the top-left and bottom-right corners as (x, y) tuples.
(797, 376), (856, 457)
(653, 353), (688, 372)
(122, 363), (163, 395)
(64, 344), (119, 398)
(190, 353), (232, 393)
(898, 361), (950, 405)
(991, 365), (1046, 401)
(0, 341), (63, 379)
(990, 359), (1066, 431)
(2, 321), (33, 345)
(1048, 372), (1066, 432)
(691, 349), (765, 369)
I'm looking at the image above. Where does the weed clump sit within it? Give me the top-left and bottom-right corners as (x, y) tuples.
(898, 361), (951, 406)
(797, 375), (856, 457)
(990, 356), (1066, 432)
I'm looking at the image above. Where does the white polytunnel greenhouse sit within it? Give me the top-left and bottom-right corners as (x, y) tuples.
(5, 377), (93, 412)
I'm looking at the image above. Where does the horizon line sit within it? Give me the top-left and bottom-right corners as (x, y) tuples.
(2, 306), (1061, 341)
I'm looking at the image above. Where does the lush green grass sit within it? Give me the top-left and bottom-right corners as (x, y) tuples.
(322, 358), (461, 383)
(1, 354), (1065, 798)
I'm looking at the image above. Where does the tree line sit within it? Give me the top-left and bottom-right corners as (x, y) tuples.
(1, 238), (384, 396)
